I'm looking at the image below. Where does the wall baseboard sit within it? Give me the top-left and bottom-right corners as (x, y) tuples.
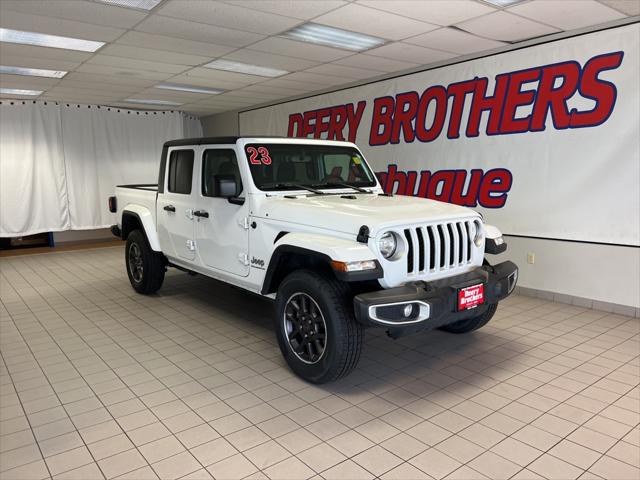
(514, 286), (640, 318)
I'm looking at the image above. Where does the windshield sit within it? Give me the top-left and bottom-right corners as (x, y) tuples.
(244, 143), (377, 191)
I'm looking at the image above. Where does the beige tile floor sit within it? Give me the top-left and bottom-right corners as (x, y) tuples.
(0, 246), (638, 480)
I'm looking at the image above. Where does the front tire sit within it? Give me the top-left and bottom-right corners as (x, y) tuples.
(125, 229), (165, 294)
(275, 270), (363, 384)
(440, 303), (497, 333)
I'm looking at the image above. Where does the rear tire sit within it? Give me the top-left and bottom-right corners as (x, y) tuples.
(275, 270), (363, 384)
(125, 229), (165, 294)
(440, 303), (497, 333)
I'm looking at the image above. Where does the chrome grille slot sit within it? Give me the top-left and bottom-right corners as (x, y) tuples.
(403, 219), (476, 275)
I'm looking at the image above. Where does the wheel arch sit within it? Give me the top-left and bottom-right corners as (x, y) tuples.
(121, 206), (161, 251)
(261, 233), (381, 295)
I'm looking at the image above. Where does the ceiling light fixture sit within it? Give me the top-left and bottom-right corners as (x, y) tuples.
(124, 99), (183, 106)
(281, 23), (385, 52)
(0, 65), (67, 78)
(94, 0), (163, 11)
(0, 88), (43, 96)
(203, 59), (289, 78)
(155, 83), (225, 95)
(480, 0), (528, 6)
(0, 28), (105, 52)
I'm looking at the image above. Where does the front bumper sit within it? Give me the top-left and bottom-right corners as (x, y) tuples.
(353, 261), (518, 336)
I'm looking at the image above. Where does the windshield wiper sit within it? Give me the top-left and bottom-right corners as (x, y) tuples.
(266, 182), (325, 194)
(314, 182), (372, 193)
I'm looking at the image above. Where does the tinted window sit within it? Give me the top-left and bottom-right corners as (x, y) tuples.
(202, 149), (242, 197)
(167, 149), (194, 194)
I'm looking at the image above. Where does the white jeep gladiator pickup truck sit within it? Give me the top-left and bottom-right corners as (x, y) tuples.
(109, 136), (518, 384)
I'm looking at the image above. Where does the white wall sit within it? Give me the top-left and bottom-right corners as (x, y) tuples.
(201, 110), (239, 137)
(496, 237), (639, 311)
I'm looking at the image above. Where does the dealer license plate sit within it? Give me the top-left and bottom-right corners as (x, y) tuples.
(457, 284), (484, 311)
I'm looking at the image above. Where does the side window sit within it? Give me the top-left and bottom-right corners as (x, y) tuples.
(202, 149), (243, 197)
(167, 149), (194, 194)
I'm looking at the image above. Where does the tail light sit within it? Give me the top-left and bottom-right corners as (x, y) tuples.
(108, 196), (117, 213)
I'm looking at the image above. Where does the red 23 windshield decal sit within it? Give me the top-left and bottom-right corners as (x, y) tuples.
(247, 146), (272, 165)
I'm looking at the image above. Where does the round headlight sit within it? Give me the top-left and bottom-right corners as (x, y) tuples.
(379, 232), (397, 259)
(473, 220), (483, 247)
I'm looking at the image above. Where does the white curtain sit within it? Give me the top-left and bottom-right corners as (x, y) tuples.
(0, 102), (70, 236)
(0, 101), (202, 236)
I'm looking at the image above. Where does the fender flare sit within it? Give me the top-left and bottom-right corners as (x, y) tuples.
(121, 205), (161, 251)
(261, 232), (381, 294)
(484, 224), (507, 255)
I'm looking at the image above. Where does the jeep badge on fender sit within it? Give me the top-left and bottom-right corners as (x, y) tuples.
(109, 137), (518, 384)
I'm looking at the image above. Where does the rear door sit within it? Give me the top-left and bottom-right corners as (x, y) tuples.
(193, 146), (250, 277)
(157, 148), (197, 261)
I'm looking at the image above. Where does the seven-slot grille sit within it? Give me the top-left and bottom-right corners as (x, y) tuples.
(402, 220), (478, 275)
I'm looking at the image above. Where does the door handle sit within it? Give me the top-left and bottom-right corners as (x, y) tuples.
(193, 210), (209, 218)
(163, 205), (176, 212)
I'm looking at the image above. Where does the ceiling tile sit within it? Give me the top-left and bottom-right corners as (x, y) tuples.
(75, 63), (173, 81)
(224, 1), (348, 20)
(314, 3), (438, 41)
(305, 63), (385, 80)
(115, 31), (235, 58)
(224, 49), (319, 71)
(134, 15), (265, 47)
(166, 73), (253, 91)
(128, 90), (209, 102)
(0, 54), (81, 72)
(180, 67), (262, 86)
(365, 42), (456, 64)
(600, 0), (640, 16)
(508, 0), (626, 30)
(86, 55), (190, 74)
(358, 0), (496, 26)
(98, 44), (211, 66)
(44, 87), (122, 99)
(156, 0), (301, 35)
(255, 77), (326, 92)
(333, 54), (420, 73)
(63, 72), (156, 87)
(56, 79), (143, 94)
(0, 74), (59, 89)
(0, 43), (93, 63)
(456, 11), (560, 42)
(276, 71), (352, 87)
(237, 83), (305, 96)
(248, 37), (353, 62)
(0, 0), (147, 29)
(0, 10), (125, 42)
(406, 27), (506, 54)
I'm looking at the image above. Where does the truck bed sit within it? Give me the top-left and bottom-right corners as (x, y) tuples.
(117, 184), (158, 191)
(115, 184), (158, 233)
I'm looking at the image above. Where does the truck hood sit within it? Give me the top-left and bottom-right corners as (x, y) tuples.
(254, 193), (479, 236)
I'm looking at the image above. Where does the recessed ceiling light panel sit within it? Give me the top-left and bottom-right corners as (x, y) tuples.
(95, 0), (163, 11)
(281, 23), (385, 51)
(0, 28), (105, 52)
(203, 59), (289, 78)
(124, 98), (183, 106)
(155, 83), (224, 95)
(481, 0), (527, 6)
(0, 65), (67, 78)
(0, 88), (43, 96)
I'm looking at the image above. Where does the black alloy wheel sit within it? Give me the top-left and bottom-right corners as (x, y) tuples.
(283, 292), (327, 364)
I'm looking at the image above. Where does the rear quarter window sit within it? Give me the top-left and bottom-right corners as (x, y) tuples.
(167, 149), (194, 194)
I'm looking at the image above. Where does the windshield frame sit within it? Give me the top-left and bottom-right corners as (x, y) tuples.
(241, 141), (379, 193)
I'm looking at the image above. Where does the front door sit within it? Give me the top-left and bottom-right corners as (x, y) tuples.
(157, 148), (196, 262)
(194, 147), (250, 277)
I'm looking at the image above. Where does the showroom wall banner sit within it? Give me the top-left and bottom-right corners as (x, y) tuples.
(240, 24), (640, 247)
(0, 102), (202, 236)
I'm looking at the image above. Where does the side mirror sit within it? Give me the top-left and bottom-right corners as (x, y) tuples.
(214, 174), (238, 198)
